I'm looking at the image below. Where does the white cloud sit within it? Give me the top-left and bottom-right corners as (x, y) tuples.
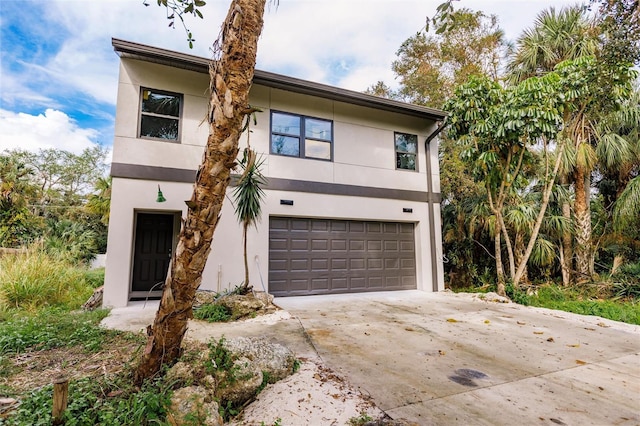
(0, 109), (100, 154)
(0, 69), (57, 109)
(2, 0), (581, 128)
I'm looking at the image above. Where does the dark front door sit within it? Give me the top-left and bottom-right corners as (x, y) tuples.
(131, 213), (174, 298)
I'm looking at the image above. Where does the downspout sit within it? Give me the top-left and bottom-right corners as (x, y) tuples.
(424, 118), (447, 291)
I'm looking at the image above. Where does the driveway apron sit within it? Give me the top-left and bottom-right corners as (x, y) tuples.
(275, 291), (640, 426)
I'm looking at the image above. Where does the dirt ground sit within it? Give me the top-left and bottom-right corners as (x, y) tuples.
(1, 312), (384, 425)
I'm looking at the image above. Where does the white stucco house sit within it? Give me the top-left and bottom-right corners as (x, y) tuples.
(103, 38), (447, 308)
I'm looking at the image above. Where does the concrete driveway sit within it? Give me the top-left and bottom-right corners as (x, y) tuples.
(102, 290), (640, 425)
(275, 291), (640, 426)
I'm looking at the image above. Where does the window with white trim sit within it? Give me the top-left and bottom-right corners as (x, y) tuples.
(139, 88), (182, 142)
(271, 111), (333, 160)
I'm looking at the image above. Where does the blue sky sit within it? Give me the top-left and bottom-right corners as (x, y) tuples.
(0, 0), (577, 159)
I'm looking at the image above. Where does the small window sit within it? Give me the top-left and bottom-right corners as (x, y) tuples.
(139, 88), (182, 141)
(395, 132), (418, 171)
(271, 111), (333, 161)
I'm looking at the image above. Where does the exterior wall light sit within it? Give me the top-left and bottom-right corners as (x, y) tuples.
(156, 185), (167, 202)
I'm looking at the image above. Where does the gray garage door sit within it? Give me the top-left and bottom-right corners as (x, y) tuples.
(269, 217), (417, 296)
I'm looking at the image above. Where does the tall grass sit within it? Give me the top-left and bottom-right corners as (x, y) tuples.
(0, 249), (98, 311)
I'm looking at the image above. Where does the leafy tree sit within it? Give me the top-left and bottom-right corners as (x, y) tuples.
(374, 7), (507, 288)
(364, 81), (401, 100)
(0, 148), (109, 257)
(10, 146), (108, 215)
(389, 8), (505, 109)
(445, 71), (565, 293)
(86, 176), (112, 225)
(0, 154), (41, 247)
(594, 0), (640, 67)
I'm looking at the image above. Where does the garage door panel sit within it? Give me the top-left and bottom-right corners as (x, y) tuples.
(349, 240), (365, 251)
(331, 240), (347, 251)
(291, 259), (309, 271)
(384, 240), (399, 251)
(269, 217), (417, 296)
(402, 275), (416, 286)
(270, 238), (288, 251)
(401, 258), (416, 269)
(290, 219), (310, 231)
(349, 258), (366, 270)
(350, 276), (366, 289)
(368, 276), (384, 288)
(311, 239), (328, 250)
(331, 258), (347, 270)
(269, 259), (288, 271)
(367, 240), (382, 251)
(311, 220), (329, 231)
(311, 278), (329, 291)
(331, 221), (347, 232)
(385, 258), (399, 269)
(311, 258), (329, 271)
(400, 223), (414, 233)
(291, 239), (309, 250)
(349, 222), (365, 233)
(400, 241), (415, 252)
(331, 277), (348, 290)
(368, 258), (383, 270)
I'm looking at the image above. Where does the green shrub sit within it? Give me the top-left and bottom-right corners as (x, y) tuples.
(0, 249), (94, 310)
(612, 262), (640, 300)
(5, 374), (172, 426)
(505, 282), (530, 305)
(193, 303), (231, 322)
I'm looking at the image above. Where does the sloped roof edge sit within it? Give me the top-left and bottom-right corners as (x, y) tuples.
(112, 38), (447, 121)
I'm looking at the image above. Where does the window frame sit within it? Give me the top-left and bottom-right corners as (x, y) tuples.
(270, 110), (334, 161)
(138, 87), (183, 143)
(394, 131), (419, 172)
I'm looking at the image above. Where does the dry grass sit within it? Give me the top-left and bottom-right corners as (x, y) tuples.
(1, 335), (144, 396)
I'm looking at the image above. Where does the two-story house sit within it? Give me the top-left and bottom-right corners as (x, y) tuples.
(103, 38), (447, 308)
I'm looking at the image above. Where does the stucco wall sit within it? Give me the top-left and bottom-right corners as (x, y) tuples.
(103, 58), (444, 308)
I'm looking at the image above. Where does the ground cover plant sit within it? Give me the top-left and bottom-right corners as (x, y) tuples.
(452, 268), (640, 326)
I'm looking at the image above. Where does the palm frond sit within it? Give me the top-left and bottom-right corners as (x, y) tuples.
(613, 176), (640, 230)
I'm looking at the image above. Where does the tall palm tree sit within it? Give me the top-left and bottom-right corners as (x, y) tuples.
(507, 5), (600, 284)
(135, 0), (267, 383)
(233, 149), (266, 291)
(507, 6), (599, 84)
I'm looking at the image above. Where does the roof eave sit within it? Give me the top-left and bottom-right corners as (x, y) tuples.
(112, 38), (447, 121)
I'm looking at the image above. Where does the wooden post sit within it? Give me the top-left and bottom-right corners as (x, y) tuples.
(52, 376), (68, 425)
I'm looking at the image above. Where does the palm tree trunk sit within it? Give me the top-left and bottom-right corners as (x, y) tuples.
(560, 175), (572, 286)
(574, 165), (592, 282)
(243, 220), (250, 289)
(134, 0), (266, 384)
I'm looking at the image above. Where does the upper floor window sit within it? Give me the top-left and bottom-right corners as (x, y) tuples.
(139, 88), (182, 142)
(395, 132), (418, 171)
(271, 111), (333, 160)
